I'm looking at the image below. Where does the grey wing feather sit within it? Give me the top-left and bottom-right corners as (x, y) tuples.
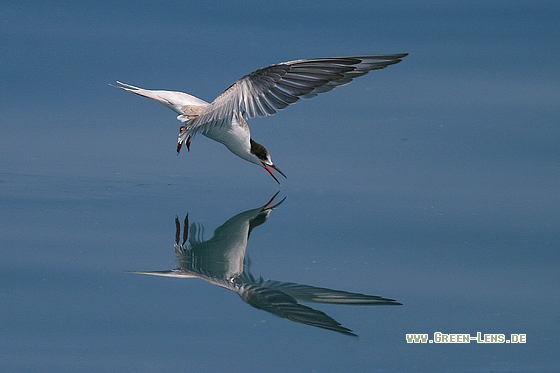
(183, 54), (408, 139)
(239, 284), (357, 336)
(258, 280), (402, 305)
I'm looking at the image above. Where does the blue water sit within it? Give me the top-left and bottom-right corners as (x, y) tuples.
(1, 1), (559, 372)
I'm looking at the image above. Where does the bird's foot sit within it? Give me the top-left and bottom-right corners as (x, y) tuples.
(176, 128), (191, 154)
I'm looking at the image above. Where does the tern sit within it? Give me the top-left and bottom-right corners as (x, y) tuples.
(131, 193), (401, 336)
(113, 53), (408, 183)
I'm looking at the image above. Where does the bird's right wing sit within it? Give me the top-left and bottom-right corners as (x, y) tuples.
(258, 280), (402, 305)
(184, 54), (408, 139)
(239, 284), (357, 336)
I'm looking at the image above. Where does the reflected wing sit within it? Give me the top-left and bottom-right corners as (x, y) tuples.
(259, 280), (402, 305)
(185, 54), (408, 138)
(128, 270), (197, 279)
(239, 284), (357, 336)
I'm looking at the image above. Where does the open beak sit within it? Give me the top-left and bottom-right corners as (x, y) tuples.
(260, 191), (286, 211)
(261, 162), (287, 184)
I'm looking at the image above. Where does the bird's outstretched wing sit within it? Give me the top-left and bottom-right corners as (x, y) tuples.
(239, 284), (358, 336)
(183, 54), (408, 140)
(111, 81), (210, 116)
(258, 280), (402, 305)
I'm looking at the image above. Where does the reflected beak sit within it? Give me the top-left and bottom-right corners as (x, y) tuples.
(261, 162), (287, 184)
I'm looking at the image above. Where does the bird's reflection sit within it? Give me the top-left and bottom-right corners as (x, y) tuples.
(132, 193), (401, 336)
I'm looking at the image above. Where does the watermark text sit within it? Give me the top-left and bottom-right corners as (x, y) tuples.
(406, 332), (526, 344)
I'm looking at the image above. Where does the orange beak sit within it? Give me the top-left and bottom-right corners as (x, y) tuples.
(261, 162), (287, 184)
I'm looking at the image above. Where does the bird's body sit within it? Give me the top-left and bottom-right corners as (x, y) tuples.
(114, 53), (408, 182)
(131, 194), (401, 336)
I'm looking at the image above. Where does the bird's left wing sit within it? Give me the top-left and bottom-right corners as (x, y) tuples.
(112, 81), (210, 117)
(183, 54), (408, 139)
(128, 270), (198, 279)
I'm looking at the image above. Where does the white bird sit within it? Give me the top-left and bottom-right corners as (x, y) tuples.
(113, 53), (408, 183)
(131, 193), (401, 336)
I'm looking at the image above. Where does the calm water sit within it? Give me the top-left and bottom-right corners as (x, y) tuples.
(1, 1), (559, 372)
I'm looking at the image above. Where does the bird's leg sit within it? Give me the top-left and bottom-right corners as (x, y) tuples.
(176, 127), (192, 154)
(174, 214), (189, 255)
(176, 126), (185, 153)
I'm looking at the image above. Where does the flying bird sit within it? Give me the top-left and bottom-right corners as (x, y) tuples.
(113, 53), (408, 183)
(131, 193), (401, 336)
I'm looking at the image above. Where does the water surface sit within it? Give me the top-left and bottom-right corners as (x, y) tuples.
(1, 1), (559, 372)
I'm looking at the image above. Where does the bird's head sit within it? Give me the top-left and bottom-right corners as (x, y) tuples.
(250, 139), (286, 184)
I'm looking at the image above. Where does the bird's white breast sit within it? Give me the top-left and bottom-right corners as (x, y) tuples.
(203, 112), (254, 163)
